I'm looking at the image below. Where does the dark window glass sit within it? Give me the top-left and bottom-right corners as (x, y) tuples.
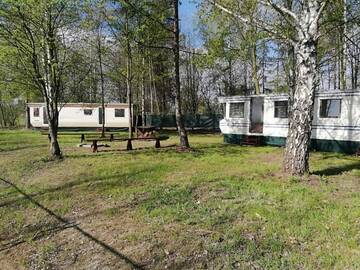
(115, 109), (125, 118)
(229, 103), (245, 118)
(33, 107), (39, 117)
(274, 101), (288, 118)
(320, 99), (341, 118)
(84, 109), (93, 115)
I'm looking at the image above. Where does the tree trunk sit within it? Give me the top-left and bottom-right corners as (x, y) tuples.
(355, 56), (359, 88)
(339, 0), (347, 90)
(284, 34), (318, 175)
(141, 56), (146, 126)
(125, 11), (133, 139)
(0, 103), (6, 127)
(251, 43), (260, 95)
(351, 56), (355, 89)
(44, 23), (62, 160)
(97, 33), (106, 137)
(333, 59), (337, 90)
(282, 0), (328, 176)
(149, 59), (154, 114)
(47, 106), (62, 159)
(229, 58), (233, 95)
(0, 90), (5, 127)
(173, 0), (189, 148)
(25, 105), (31, 129)
(25, 94), (31, 129)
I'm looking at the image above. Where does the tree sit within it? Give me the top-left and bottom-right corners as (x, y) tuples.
(83, 0), (108, 137)
(199, 0), (266, 95)
(173, 0), (190, 148)
(0, 0), (79, 159)
(0, 43), (39, 127)
(125, 8), (134, 138)
(211, 0), (330, 175)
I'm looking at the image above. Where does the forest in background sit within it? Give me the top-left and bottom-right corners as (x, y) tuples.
(1, 0), (359, 128)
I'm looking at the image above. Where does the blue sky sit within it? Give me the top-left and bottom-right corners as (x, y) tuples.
(179, 0), (203, 47)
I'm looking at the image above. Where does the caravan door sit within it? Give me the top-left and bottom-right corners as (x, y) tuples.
(249, 97), (264, 133)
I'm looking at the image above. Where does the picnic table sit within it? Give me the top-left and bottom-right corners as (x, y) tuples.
(80, 133), (169, 152)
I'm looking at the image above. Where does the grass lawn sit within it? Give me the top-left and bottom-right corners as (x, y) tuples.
(0, 130), (359, 269)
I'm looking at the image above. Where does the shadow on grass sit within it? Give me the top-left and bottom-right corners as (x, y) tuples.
(0, 221), (77, 252)
(0, 167), (153, 208)
(312, 161), (360, 176)
(0, 144), (48, 153)
(64, 144), (178, 159)
(65, 143), (248, 159)
(0, 177), (145, 270)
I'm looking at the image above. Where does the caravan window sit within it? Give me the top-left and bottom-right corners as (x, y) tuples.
(229, 102), (245, 118)
(84, 109), (93, 116)
(115, 109), (125, 117)
(33, 107), (40, 117)
(320, 99), (341, 118)
(274, 101), (288, 118)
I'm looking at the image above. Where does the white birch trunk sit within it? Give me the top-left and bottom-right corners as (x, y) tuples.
(44, 32), (62, 159)
(284, 1), (322, 175)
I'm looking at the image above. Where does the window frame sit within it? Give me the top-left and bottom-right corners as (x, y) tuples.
(274, 100), (288, 119)
(83, 109), (93, 116)
(319, 98), (342, 118)
(33, 107), (40, 117)
(114, 108), (125, 118)
(229, 102), (245, 119)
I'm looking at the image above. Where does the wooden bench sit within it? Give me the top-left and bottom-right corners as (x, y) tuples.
(41, 131), (122, 143)
(83, 134), (169, 153)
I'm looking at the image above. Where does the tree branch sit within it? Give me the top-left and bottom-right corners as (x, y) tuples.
(259, 0), (297, 20)
(314, 0), (330, 25)
(210, 0), (294, 43)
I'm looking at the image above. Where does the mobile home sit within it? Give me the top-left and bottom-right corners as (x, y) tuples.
(219, 91), (360, 154)
(27, 103), (130, 129)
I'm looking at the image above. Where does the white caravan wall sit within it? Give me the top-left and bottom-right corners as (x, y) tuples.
(312, 93), (360, 142)
(104, 108), (129, 127)
(58, 107), (99, 127)
(219, 92), (360, 142)
(28, 104), (130, 128)
(263, 96), (289, 137)
(29, 106), (46, 127)
(220, 98), (250, 135)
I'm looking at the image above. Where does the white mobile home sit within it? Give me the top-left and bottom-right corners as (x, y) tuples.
(28, 103), (130, 129)
(219, 91), (360, 154)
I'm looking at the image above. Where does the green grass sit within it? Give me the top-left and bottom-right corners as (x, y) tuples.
(0, 129), (359, 269)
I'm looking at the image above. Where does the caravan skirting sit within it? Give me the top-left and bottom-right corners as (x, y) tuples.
(224, 134), (360, 154)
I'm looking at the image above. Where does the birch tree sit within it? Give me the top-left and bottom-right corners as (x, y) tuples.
(211, 0), (329, 175)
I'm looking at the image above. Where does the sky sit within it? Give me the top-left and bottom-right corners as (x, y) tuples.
(179, 0), (203, 47)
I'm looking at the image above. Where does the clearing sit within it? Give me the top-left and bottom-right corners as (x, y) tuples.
(0, 130), (359, 269)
